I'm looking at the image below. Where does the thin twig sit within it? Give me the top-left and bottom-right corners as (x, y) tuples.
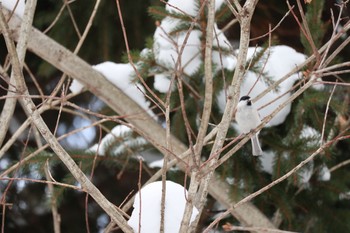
(224, 0), (240, 21)
(195, 0), (215, 163)
(115, 0), (166, 109)
(62, 0), (81, 38)
(43, 2), (67, 34)
(0, 177), (84, 191)
(223, 223), (300, 233)
(250, 6), (294, 41)
(320, 82), (337, 144)
(329, 158), (350, 172)
(47, 0), (101, 104)
(137, 157), (143, 233)
(44, 161), (62, 233)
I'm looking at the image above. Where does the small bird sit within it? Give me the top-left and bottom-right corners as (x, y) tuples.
(235, 95), (263, 156)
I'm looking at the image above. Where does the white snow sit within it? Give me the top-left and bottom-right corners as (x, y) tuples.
(318, 164), (331, 181)
(154, 19), (202, 76)
(154, 73), (173, 93)
(212, 24), (234, 72)
(148, 158), (165, 168)
(156, 1), (315, 128)
(70, 62), (155, 117)
(298, 160), (314, 185)
(153, 0), (233, 82)
(148, 158), (179, 171)
(88, 124), (131, 155)
(297, 125), (322, 185)
(69, 3), (308, 129)
(259, 150), (275, 174)
(97, 214), (109, 233)
(69, 79), (85, 93)
(2, 0), (25, 17)
(0, 158), (10, 170)
(128, 181), (199, 233)
(88, 124), (147, 156)
(259, 125), (328, 184)
(300, 125), (321, 144)
(67, 1), (323, 184)
(93, 62), (152, 114)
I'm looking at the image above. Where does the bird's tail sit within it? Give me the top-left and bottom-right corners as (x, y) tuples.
(251, 134), (263, 156)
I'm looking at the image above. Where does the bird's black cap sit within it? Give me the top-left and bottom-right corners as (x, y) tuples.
(239, 95), (252, 106)
(239, 96), (251, 101)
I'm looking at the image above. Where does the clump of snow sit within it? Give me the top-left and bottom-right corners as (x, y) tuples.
(218, 45), (307, 127)
(318, 164), (331, 181)
(154, 73), (173, 93)
(128, 181), (198, 233)
(2, 0), (26, 17)
(148, 158), (165, 168)
(300, 125), (321, 142)
(296, 125), (322, 185)
(298, 160), (314, 185)
(70, 62), (155, 117)
(339, 192), (350, 200)
(153, 0), (233, 79)
(88, 124), (147, 156)
(93, 62), (150, 112)
(69, 80), (85, 94)
(299, 125), (327, 187)
(153, 19), (202, 76)
(88, 125), (130, 155)
(259, 150), (275, 174)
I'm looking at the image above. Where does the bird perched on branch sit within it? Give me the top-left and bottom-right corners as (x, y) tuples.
(235, 96), (263, 156)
